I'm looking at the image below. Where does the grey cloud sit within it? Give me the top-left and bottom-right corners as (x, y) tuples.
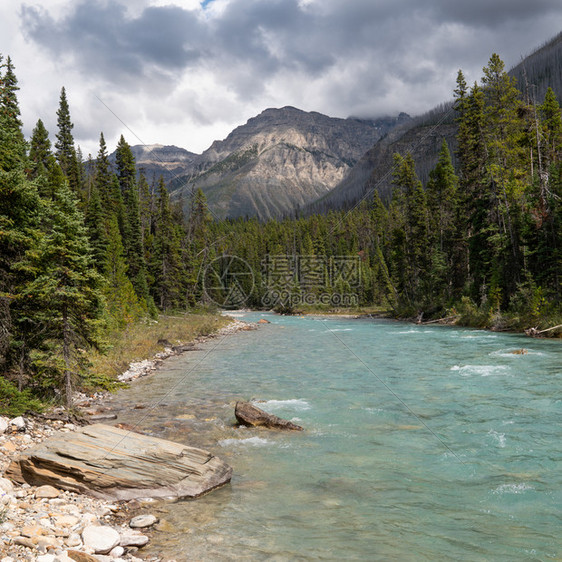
(21, 2), (203, 84)
(16, 0), (562, 154)
(429, 0), (562, 27)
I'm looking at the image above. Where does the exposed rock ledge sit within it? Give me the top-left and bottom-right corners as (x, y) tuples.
(6, 424), (232, 502)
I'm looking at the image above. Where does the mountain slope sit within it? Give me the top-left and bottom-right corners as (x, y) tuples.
(308, 104), (457, 212)
(311, 32), (562, 214)
(109, 144), (197, 183)
(168, 106), (405, 219)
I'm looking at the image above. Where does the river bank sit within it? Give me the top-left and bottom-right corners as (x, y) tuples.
(293, 306), (562, 338)
(0, 316), (254, 562)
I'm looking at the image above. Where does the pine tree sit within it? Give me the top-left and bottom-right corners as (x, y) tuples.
(0, 55), (39, 375)
(54, 87), (80, 192)
(481, 53), (525, 298)
(20, 180), (105, 408)
(390, 153), (430, 305)
(151, 177), (185, 311)
(426, 140), (459, 301)
(104, 215), (142, 327)
(28, 119), (51, 180)
(0, 55), (26, 172)
(94, 133), (114, 207)
(114, 136), (148, 302)
(84, 186), (108, 272)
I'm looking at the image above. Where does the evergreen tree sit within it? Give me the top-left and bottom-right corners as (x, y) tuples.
(54, 87), (80, 191)
(426, 140), (459, 301)
(114, 136), (148, 302)
(94, 133), (114, 207)
(390, 153), (429, 305)
(0, 55), (26, 172)
(28, 119), (51, 180)
(151, 178), (185, 311)
(0, 55), (39, 375)
(104, 215), (142, 326)
(84, 186), (108, 272)
(20, 181), (105, 408)
(481, 53), (525, 298)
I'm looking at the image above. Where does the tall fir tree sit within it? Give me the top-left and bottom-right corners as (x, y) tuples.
(28, 119), (51, 180)
(114, 136), (148, 303)
(150, 177), (185, 311)
(54, 87), (80, 192)
(20, 180), (105, 408)
(0, 55), (26, 172)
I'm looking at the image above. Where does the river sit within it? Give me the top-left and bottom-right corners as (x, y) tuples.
(111, 312), (561, 561)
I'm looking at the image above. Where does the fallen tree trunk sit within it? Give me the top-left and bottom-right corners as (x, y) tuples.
(525, 324), (562, 337)
(235, 401), (304, 431)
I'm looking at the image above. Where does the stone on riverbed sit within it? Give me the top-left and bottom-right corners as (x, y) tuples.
(235, 401), (304, 431)
(5, 423), (232, 501)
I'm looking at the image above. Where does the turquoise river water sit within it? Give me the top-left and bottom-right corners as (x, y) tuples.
(111, 312), (562, 561)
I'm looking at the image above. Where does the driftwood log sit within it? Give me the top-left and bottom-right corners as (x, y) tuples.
(235, 401), (304, 431)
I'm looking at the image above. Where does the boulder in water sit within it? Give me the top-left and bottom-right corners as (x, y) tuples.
(235, 401), (304, 431)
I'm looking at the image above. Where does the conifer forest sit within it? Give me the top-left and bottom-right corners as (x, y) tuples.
(1, 52), (562, 408)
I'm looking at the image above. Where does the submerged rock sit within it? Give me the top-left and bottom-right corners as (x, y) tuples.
(235, 401), (304, 431)
(6, 423), (232, 501)
(129, 514), (158, 528)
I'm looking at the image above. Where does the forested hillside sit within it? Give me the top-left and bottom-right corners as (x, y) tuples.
(205, 53), (562, 333)
(2, 47), (562, 414)
(317, 31), (562, 215)
(0, 55), (210, 409)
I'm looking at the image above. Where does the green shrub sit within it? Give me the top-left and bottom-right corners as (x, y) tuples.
(0, 377), (45, 417)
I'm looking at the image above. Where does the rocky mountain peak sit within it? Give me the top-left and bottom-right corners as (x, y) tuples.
(168, 106), (405, 219)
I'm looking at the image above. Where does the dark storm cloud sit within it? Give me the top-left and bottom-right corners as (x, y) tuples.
(429, 0), (562, 27)
(21, 2), (203, 83)
(17, 0), (562, 128)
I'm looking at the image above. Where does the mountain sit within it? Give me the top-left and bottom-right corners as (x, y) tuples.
(307, 104), (457, 212)
(167, 106), (406, 220)
(510, 31), (562, 104)
(310, 32), (562, 214)
(109, 144), (197, 183)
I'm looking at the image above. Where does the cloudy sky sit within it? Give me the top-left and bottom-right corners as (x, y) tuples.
(3, 0), (562, 157)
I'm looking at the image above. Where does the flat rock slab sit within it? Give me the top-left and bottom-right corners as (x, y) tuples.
(6, 423), (232, 501)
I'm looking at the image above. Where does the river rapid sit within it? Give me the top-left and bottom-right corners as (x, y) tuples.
(111, 312), (561, 561)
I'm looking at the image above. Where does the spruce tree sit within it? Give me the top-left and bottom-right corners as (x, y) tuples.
(84, 186), (108, 272)
(151, 177), (185, 311)
(28, 119), (51, 180)
(20, 180), (105, 408)
(115, 136), (148, 302)
(0, 56), (26, 172)
(55, 87), (80, 191)
(0, 55), (40, 374)
(104, 215), (142, 326)
(390, 153), (429, 305)
(94, 133), (114, 206)
(426, 140), (459, 302)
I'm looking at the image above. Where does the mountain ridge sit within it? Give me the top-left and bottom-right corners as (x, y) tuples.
(166, 106), (409, 219)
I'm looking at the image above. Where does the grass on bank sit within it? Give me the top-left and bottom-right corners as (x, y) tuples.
(87, 311), (232, 384)
(0, 311), (232, 417)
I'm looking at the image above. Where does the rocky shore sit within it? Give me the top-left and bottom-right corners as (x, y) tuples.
(0, 317), (254, 562)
